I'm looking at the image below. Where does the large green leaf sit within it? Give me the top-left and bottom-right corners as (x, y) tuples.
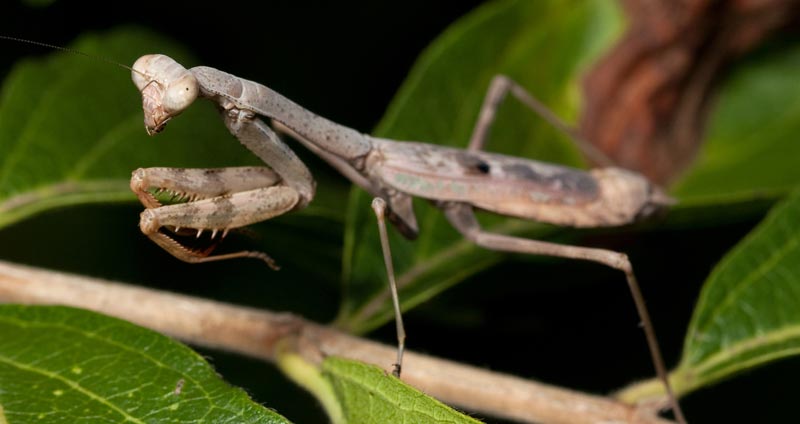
(0, 305), (289, 423)
(337, 0), (624, 332)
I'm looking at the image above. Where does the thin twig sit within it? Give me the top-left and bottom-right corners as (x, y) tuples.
(0, 260), (671, 424)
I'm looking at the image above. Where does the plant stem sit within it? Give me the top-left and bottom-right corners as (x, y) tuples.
(0, 260), (672, 424)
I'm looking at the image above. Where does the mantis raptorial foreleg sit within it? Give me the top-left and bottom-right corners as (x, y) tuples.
(129, 55), (314, 269)
(131, 166), (296, 269)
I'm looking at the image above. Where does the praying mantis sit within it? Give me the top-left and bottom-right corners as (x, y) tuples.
(128, 54), (686, 423)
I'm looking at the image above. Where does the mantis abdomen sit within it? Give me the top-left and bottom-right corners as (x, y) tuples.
(371, 140), (671, 227)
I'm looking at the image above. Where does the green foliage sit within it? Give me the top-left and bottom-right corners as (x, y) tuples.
(0, 305), (289, 423)
(677, 188), (800, 392)
(2, 0), (800, 420)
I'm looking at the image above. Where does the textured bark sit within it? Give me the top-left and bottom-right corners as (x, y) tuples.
(580, 0), (800, 184)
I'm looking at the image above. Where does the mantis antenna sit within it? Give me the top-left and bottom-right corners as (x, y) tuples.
(0, 34), (149, 79)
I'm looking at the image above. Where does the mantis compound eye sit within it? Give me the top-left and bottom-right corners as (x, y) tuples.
(162, 71), (199, 114)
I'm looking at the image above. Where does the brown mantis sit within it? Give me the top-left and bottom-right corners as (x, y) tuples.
(127, 54), (687, 423)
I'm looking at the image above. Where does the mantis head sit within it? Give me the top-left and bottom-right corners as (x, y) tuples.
(132, 54), (199, 135)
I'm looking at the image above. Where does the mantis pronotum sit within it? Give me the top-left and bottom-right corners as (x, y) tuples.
(128, 54), (686, 423)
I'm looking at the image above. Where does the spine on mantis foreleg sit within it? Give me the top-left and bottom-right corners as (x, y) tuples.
(190, 66), (374, 162)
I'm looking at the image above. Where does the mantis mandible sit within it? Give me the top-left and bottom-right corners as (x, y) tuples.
(129, 54), (686, 423)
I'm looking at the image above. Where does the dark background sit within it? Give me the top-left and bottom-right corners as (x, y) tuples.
(1, 1), (795, 423)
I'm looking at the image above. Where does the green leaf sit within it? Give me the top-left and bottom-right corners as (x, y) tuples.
(337, 0), (623, 331)
(676, 188), (800, 393)
(322, 357), (482, 424)
(673, 41), (800, 205)
(0, 27), (265, 229)
(278, 354), (481, 423)
(619, 188), (800, 402)
(0, 305), (289, 423)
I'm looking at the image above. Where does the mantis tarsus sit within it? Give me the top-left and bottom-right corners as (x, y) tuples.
(127, 53), (686, 423)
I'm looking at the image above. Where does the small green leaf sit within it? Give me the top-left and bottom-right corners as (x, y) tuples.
(338, 0), (623, 332)
(322, 357), (482, 424)
(0, 305), (289, 423)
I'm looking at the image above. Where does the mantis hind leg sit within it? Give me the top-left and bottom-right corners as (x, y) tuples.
(442, 203), (687, 424)
(468, 75), (613, 167)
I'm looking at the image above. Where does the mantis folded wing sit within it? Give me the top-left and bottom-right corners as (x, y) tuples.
(130, 55), (686, 423)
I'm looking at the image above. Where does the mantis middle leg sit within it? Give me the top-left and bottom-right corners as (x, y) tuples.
(371, 197), (406, 377)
